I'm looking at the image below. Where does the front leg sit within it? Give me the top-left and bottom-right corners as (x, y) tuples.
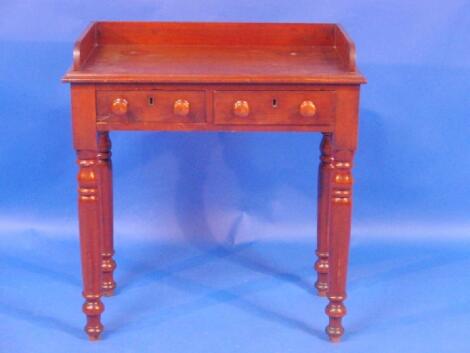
(325, 148), (354, 342)
(77, 151), (105, 340)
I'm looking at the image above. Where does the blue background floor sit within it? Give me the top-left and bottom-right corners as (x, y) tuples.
(2, 233), (469, 353)
(1, 0), (470, 352)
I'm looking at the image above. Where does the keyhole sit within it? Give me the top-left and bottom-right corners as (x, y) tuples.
(148, 96), (155, 106)
(272, 99), (278, 108)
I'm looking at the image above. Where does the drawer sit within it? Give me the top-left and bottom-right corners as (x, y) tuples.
(96, 90), (206, 123)
(213, 90), (335, 125)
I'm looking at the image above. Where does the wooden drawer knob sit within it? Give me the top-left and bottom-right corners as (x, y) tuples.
(233, 100), (250, 117)
(299, 100), (316, 117)
(111, 98), (128, 115)
(174, 99), (190, 116)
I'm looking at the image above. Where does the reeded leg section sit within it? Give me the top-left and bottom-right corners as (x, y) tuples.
(77, 150), (105, 340)
(325, 148), (354, 342)
(315, 133), (333, 296)
(97, 133), (116, 296)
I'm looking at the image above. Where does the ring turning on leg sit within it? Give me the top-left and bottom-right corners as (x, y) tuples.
(82, 293), (104, 340)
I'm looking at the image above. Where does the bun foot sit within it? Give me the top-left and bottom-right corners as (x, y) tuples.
(102, 280), (116, 297)
(326, 324), (344, 342)
(86, 324), (103, 341)
(329, 335), (341, 343)
(102, 289), (115, 297)
(88, 333), (101, 341)
(314, 279), (328, 297)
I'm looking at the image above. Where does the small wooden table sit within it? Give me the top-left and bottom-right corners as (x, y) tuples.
(63, 21), (366, 342)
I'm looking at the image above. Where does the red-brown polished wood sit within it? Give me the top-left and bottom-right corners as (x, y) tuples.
(97, 132), (116, 296)
(315, 133), (333, 297)
(63, 21), (366, 342)
(71, 85), (104, 340)
(64, 22), (364, 84)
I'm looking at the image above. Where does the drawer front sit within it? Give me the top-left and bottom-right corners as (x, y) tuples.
(213, 90), (335, 125)
(96, 90), (206, 123)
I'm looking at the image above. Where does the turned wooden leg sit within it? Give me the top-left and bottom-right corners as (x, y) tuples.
(315, 133), (333, 296)
(77, 150), (105, 340)
(325, 148), (355, 342)
(97, 132), (116, 296)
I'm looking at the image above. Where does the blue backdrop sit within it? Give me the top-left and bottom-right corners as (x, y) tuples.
(1, 1), (469, 352)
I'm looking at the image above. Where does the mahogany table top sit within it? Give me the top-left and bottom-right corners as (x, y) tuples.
(63, 22), (366, 84)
